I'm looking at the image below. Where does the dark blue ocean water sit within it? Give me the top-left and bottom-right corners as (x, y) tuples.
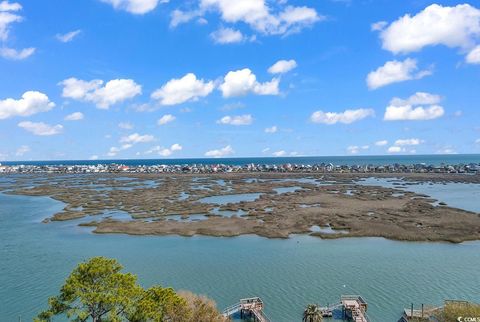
(3, 154), (480, 166)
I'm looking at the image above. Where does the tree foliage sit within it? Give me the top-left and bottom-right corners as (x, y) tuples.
(36, 257), (225, 322)
(127, 286), (186, 322)
(303, 304), (323, 322)
(175, 291), (226, 322)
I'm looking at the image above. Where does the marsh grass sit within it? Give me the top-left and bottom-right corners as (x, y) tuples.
(432, 301), (480, 322)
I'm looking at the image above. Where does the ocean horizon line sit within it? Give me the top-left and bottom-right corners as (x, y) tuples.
(2, 153), (480, 166)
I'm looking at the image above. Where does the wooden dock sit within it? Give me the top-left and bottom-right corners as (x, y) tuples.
(398, 301), (455, 321)
(320, 295), (371, 322)
(224, 295), (370, 322)
(342, 295), (369, 322)
(223, 297), (272, 322)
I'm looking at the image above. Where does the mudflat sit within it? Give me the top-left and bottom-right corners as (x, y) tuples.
(2, 172), (480, 243)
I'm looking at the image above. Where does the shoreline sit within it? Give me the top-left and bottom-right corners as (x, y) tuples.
(89, 226), (480, 244)
(1, 160), (480, 175)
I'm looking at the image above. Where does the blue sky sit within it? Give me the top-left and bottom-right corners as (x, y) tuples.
(0, 0), (479, 161)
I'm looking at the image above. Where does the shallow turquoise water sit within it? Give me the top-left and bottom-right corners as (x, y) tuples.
(1, 193), (480, 322)
(357, 178), (480, 213)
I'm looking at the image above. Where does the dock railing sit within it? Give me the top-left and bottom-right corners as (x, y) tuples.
(224, 295), (374, 322)
(252, 308), (273, 322)
(222, 303), (241, 317)
(223, 297), (272, 322)
(341, 295), (368, 304)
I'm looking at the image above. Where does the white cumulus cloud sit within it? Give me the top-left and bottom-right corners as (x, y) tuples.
(347, 146), (360, 154)
(375, 140), (388, 146)
(272, 150), (286, 157)
(391, 92), (442, 106)
(157, 114), (176, 125)
(379, 4), (480, 55)
(107, 147), (121, 157)
(56, 29), (82, 43)
(366, 58), (431, 90)
(201, 0), (321, 35)
(0, 47), (35, 60)
(0, 1), (35, 60)
(436, 147), (457, 155)
(387, 139), (423, 154)
(279, 6), (321, 34)
(60, 78), (142, 109)
(146, 143), (182, 157)
(170, 9), (202, 28)
(268, 59), (297, 74)
(387, 146), (404, 153)
(0, 1), (21, 12)
(466, 45), (480, 64)
(205, 145), (234, 157)
(0, 1), (22, 41)
(0, 91), (55, 119)
(210, 27), (244, 44)
(217, 114), (253, 126)
(310, 108), (375, 125)
(173, 0), (322, 36)
(371, 21), (387, 31)
(120, 133), (154, 144)
(347, 145), (369, 154)
(107, 132), (155, 157)
(384, 92), (444, 121)
(118, 122), (133, 130)
(64, 112), (84, 121)
(394, 138), (423, 146)
(100, 0), (162, 14)
(264, 125), (277, 133)
(18, 121), (63, 136)
(219, 68), (279, 97)
(151, 73), (214, 106)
